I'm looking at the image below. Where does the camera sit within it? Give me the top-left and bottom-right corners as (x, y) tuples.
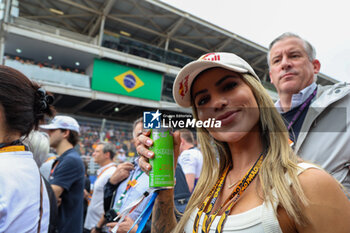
(104, 209), (120, 223)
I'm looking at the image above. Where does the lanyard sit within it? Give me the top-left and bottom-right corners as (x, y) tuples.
(193, 153), (264, 233)
(0, 139), (27, 153)
(113, 169), (144, 212)
(193, 167), (227, 233)
(97, 164), (117, 179)
(0, 145), (26, 153)
(50, 160), (59, 177)
(111, 189), (152, 233)
(127, 191), (159, 233)
(287, 88), (317, 131)
(87, 164), (118, 204)
(45, 156), (56, 162)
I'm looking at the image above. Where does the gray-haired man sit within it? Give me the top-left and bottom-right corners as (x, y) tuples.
(84, 142), (117, 232)
(268, 32), (350, 191)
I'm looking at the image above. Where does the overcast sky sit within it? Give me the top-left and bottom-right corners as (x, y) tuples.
(161, 0), (350, 83)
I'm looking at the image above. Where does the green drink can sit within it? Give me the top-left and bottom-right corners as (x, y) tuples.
(149, 128), (174, 189)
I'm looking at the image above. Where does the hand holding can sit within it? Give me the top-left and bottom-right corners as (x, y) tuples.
(136, 130), (181, 176)
(149, 128), (174, 189)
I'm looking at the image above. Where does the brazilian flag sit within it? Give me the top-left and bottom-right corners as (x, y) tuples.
(91, 59), (163, 101)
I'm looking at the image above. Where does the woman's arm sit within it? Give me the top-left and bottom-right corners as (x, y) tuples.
(137, 130), (182, 233)
(152, 189), (177, 233)
(297, 168), (350, 233)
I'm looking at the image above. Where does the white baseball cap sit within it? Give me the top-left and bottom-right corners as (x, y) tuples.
(173, 52), (260, 108)
(40, 115), (80, 133)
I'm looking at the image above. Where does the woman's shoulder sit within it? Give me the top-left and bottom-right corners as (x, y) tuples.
(296, 163), (345, 201)
(295, 162), (320, 174)
(294, 164), (350, 232)
(297, 162), (334, 185)
(284, 162), (322, 186)
(297, 164), (333, 184)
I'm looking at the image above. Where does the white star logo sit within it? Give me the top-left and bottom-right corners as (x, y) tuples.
(151, 110), (161, 122)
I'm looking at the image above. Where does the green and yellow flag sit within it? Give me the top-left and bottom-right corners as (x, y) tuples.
(92, 59), (163, 101)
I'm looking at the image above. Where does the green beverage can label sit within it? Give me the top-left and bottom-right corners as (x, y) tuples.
(149, 128), (174, 188)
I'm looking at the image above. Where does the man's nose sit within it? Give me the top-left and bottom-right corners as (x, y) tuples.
(281, 56), (292, 70)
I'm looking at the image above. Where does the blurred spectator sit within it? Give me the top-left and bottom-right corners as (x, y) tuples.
(22, 130), (50, 167)
(40, 153), (57, 180)
(177, 129), (203, 193)
(103, 117), (152, 232)
(23, 130), (59, 233)
(83, 160), (91, 226)
(84, 142), (117, 232)
(116, 148), (127, 163)
(40, 115), (85, 233)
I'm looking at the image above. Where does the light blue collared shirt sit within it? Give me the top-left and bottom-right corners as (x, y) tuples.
(112, 159), (152, 221)
(275, 82), (317, 113)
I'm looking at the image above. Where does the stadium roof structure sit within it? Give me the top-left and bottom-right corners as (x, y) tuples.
(4, 0), (338, 122)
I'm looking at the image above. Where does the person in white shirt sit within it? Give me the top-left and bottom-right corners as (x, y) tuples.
(178, 129), (203, 192)
(0, 65), (54, 233)
(84, 142), (117, 232)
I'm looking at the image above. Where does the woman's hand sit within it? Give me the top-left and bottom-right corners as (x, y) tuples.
(137, 130), (181, 174)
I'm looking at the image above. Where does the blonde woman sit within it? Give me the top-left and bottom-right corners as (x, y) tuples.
(137, 52), (350, 233)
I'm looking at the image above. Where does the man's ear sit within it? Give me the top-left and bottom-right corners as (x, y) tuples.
(105, 151), (111, 159)
(312, 59), (321, 74)
(62, 129), (70, 139)
(180, 137), (185, 144)
(269, 71), (274, 84)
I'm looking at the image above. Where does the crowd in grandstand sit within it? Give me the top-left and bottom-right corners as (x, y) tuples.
(76, 122), (136, 171)
(5, 54), (86, 74)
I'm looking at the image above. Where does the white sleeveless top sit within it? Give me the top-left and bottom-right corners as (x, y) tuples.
(184, 163), (319, 233)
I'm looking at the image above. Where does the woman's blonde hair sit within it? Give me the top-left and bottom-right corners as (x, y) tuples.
(173, 73), (309, 232)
